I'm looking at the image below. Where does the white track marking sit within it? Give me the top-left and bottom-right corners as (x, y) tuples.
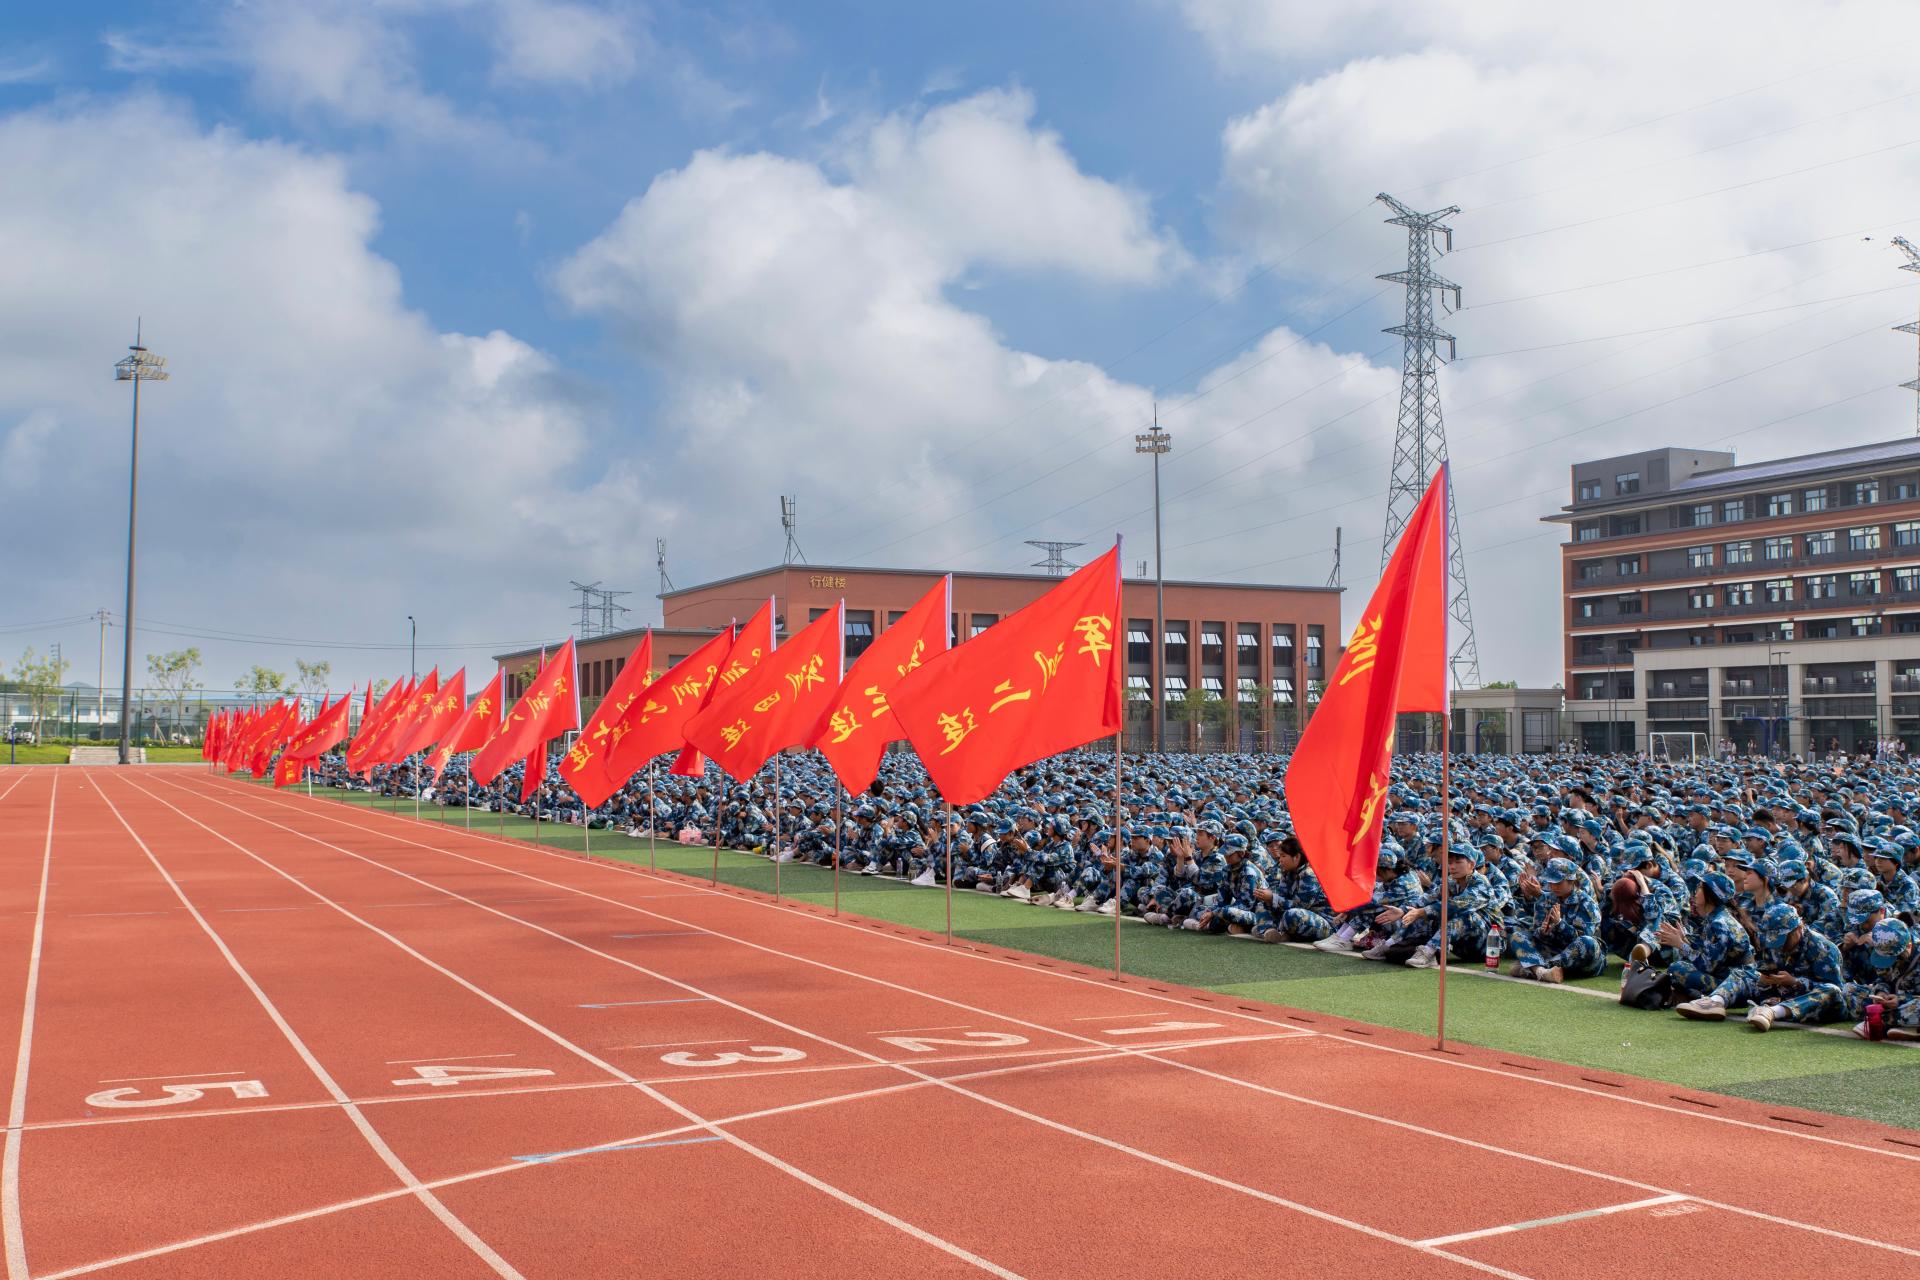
(114, 777), (1025, 1280)
(1, 773), (55, 1280)
(97, 1071), (248, 1083)
(250, 778), (1920, 1162)
(384, 1053), (518, 1066)
(135, 779), (1533, 1280)
(41, 1039), (1217, 1280)
(90, 781), (525, 1280)
(871, 1025), (972, 1035)
(199, 775), (1920, 1260)
(1417, 1194), (1692, 1247)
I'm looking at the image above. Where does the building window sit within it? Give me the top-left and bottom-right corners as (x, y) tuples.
(1609, 514), (1642, 536)
(1163, 624), (1188, 667)
(1896, 479), (1919, 501)
(1271, 627), (1295, 663)
(1722, 498), (1745, 523)
(1615, 472), (1640, 495)
(970, 613), (997, 637)
(1688, 588), (1716, 610)
(845, 611), (876, 659)
(1305, 628), (1324, 670)
(1849, 525), (1882, 552)
(1577, 479), (1602, 501)
(1803, 487), (1830, 512)
(1764, 578), (1794, 604)
(1615, 556), (1641, 576)
(1271, 676), (1295, 705)
(1125, 624), (1152, 665)
(1686, 545), (1714, 570)
(1850, 616), (1881, 637)
(1807, 574), (1838, 600)
(1200, 676), (1225, 701)
(1805, 530), (1835, 556)
(1767, 493), (1793, 517)
(808, 607), (829, 623)
(1162, 676), (1187, 699)
(1854, 480), (1880, 506)
(1576, 559), (1604, 581)
(1763, 536), (1793, 561)
(1125, 674), (1151, 701)
(1577, 600), (1598, 619)
(1723, 540), (1754, 565)
(1236, 678), (1259, 705)
(1616, 594), (1643, 615)
(1724, 582), (1754, 606)
(1199, 626), (1226, 664)
(1895, 520), (1920, 548)
(1896, 567), (1920, 594)
(1576, 521), (1600, 542)
(1849, 571), (1882, 597)
(1690, 503), (1714, 526)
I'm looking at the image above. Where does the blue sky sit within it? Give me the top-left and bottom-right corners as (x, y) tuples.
(3, 1), (1918, 693)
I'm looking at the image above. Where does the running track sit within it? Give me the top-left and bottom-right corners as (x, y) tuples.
(4, 767), (1920, 1279)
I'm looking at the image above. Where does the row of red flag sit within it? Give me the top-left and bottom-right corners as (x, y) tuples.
(199, 468), (1451, 914)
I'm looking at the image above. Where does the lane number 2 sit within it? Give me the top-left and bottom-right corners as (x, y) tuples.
(876, 1031), (1029, 1054)
(86, 1079), (269, 1109)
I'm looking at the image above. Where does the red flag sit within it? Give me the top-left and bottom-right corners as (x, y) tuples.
(558, 634), (657, 810)
(469, 639), (580, 787)
(425, 670), (503, 785)
(600, 628), (737, 782)
(685, 604), (843, 782)
(347, 678), (412, 776)
(890, 543), (1122, 805)
(392, 669), (467, 760)
(276, 692), (353, 786)
(1284, 467), (1450, 912)
(808, 576), (950, 794)
(247, 701), (300, 778)
(670, 598), (775, 777)
(365, 670), (439, 767)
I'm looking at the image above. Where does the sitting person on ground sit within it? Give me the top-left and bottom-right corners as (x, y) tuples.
(1507, 856), (1605, 984)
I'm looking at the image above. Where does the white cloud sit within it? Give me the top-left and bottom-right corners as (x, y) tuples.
(489, 0), (638, 88)
(0, 95), (633, 686)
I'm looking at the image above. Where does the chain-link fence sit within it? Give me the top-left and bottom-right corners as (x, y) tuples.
(0, 686), (315, 746)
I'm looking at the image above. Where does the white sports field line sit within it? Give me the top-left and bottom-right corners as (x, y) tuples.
(2, 773), (56, 1280)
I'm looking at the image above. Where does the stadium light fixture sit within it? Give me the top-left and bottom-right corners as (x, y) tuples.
(1134, 413), (1171, 754)
(113, 323), (168, 766)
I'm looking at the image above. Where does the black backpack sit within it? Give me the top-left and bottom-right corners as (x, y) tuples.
(1619, 962), (1672, 1010)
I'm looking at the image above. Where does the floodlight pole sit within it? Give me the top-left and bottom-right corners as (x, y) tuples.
(408, 616), (416, 682)
(1134, 409), (1171, 753)
(114, 323), (168, 765)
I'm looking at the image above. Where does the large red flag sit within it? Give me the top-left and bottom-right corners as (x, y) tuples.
(425, 670), (503, 785)
(347, 678), (412, 776)
(469, 639), (580, 788)
(808, 576), (950, 794)
(364, 670), (438, 768)
(600, 628), (737, 782)
(685, 604), (842, 782)
(1285, 467), (1450, 912)
(890, 543), (1122, 805)
(391, 669), (467, 761)
(558, 634), (657, 810)
(670, 599), (775, 778)
(247, 701), (301, 778)
(276, 691), (354, 787)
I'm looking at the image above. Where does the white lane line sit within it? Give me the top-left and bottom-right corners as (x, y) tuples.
(1, 773), (55, 1280)
(870, 1025), (972, 1035)
(604, 1038), (746, 1051)
(512, 1134), (724, 1164)
(1072, 1012), (1181, 1021)
(120, 776), (1026, 1280)
(212, 776), (1920, 1261)
(383, 1054), (517, 1066)
(295, 781), (1920, 1159)
(218, 906), (309, 914)
(92, 779), (526, 1280)
(577, 997), (709, 1009)
(98, 1071), (247, 1084)
(157, 779), (1527, 1280)
(1417, 1194), (1693, 1247)
(67, 912), (169, 919)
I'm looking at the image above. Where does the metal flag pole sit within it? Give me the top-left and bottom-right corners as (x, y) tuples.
(944, 800), (955, 945)
(463, 753), (472, 828)
(646, 761), (657, 872)
(773, 754), (783, 900)
(832, 784), (843, 916)
(712, 774), (727, 886)
(1436, 707), (1453, 1052)
(1112, 731), (1124, 981)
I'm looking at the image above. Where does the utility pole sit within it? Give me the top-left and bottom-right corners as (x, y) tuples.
(780, 496), (806, 565)
(407, 615), (416, 682)
(1376, 193), (1481, 688)
(1326, 526), (1343, 590)
(656, 539), (673, 598)
(1134, 406), (1172, 754)
(1888, 237), (1920, 436)
(570, 581), (603, 636)
(113, 321), (168, 764)
(1024, 540), (1084, 577)
(95, 609), (110, 736)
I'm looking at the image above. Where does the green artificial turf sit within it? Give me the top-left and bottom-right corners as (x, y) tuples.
(3, 745), (209, 764)
(291, 787), (1920, 1132)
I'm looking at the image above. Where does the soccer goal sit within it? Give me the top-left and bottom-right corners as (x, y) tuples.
(1646, 731), (1708, 764)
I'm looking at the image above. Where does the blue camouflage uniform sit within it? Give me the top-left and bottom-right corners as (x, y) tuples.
(1666, 874), (1755, 998)
(1509, 858), (1606, 979)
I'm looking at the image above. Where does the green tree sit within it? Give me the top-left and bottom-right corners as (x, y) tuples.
(1482, 679), (1518, 690)
(234, 665), (290, 704)
(146, 648), (203, 740)
(294, 659), (332, 702)
(11, 647), (68, 741)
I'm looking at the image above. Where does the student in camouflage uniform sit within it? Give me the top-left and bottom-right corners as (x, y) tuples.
(1363, 843), (1494, 969)
(1314, 845), (1423, 952)
(1274, 834), (1337, 942)
(1661, 872), (1753, 999)
(1507, 857), (1605, 984)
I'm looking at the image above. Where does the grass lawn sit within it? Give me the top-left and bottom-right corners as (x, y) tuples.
(1, 745), (209, 764)
(295, 786), (1920, 1132)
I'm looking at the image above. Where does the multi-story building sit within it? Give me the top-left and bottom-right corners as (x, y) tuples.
(497, 562), (1342, 750)
(1545, 438), (1920, 755)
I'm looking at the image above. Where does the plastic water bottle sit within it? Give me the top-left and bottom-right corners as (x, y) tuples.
(1866, 1002), (1889, 1042)
(1484, 918), (1504, 969)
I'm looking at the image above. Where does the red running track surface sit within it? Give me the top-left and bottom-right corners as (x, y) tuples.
(2, 765), (1918, 1280)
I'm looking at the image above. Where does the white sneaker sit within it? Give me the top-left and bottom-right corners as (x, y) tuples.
(1096, 900), (1118, 917)
(1405, 946), (1439, 969)
(1359, 942), (1392, 961)
(1313, 934), (1355, 953)
(1746, 1005), (1776, 1033)
(1180, 918), (1204, 932)
(1007, 884), (1031, 902)
(975, 883), (997, 894)
(1054, 893), (1080, 910)
(777, 850), (797, 863)
(1142, 911), (1168, 926)
(910, 868), (937, 887)
(1075, 896), (1100, 912)
(1675, 997), (1727, 1021)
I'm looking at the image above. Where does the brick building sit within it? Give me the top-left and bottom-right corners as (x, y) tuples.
(498, 562), (1342, 750)
(1544, 438), (1920, 755)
